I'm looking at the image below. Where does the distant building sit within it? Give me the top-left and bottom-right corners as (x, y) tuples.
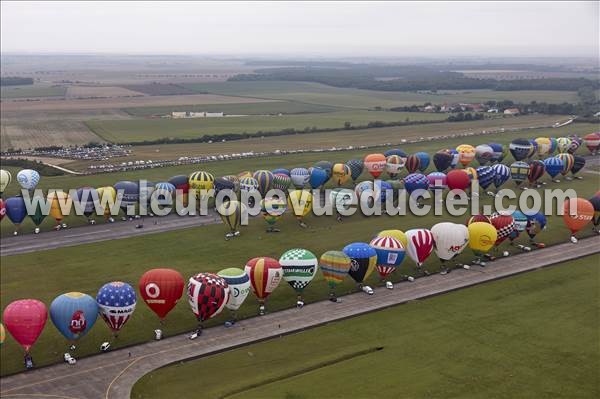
(487, 108), (499, 113)
(503, 108), (520, 115)
(171, 111), (224, 118)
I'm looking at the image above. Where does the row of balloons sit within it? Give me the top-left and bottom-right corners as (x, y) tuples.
(2, 194), (598, 361)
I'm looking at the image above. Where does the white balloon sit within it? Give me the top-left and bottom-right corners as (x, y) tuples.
(431, 222), (470, 261)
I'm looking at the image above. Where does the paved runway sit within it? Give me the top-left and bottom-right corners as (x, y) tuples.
(1, 236), (598, 399)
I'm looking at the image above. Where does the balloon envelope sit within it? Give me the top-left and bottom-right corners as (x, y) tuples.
(218, 268), (251, 311)
(405, 229), (434, 266)
(139, 268), (184, 320)
(431, 222), (469, 261)
(563, 198), (594, 234)
(468, 222), (498, 256)
(5, 196), (27, 225)
(3, 299), (47, 352)
(342, 242), (377, 284)
(245, 257), (283, 300)
(187, 273), (229, 322)
(320, 251), (351, 289)
(279, 248), (318, 293)
(96, 282), (136, 333)
(50, 292), (98, 341)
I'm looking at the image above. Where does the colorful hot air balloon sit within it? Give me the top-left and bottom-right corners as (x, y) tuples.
(245, 257), (283, 314)
(218, 200), (245, 239)
(405, 154), (421, 174)
(260, 196), (287, 232)
(491, 164), (511, 189)
(252, 170), (274, 196)
(456, 144), (475, 167)
(527, 139), (538, 160)
(0, 198), (5, 221)
(556, 153), (574, 176)
(189, 171), (215, 193)
(431, 222), (469, 272)
(50, 292), (98, 343)
(377, 229), (408, 247)
(364, 153), (386, 179)
(331, 163), (351, 186)
(405, 229), (434, 270)
(490, 213), (515, 247)
(187, 273), (229, 330)
(309, 167), (328, 189)
(272, 173), (292, 191)
(97, 186), (117, 221)
(272, 168), (290, 177)
(280, 248), (318, 305)
(0, 169), (11, 196)
(509, 139), (532, 161)
(369, 235), (405, 282)
(288, 190), (312, 227)
(475, 144), (494, 165)
(114, 181), (139, 215)
(5, 196), (27, 234)
(48, 191), (72, 227)
(426, 172), (447, 192)
(314, 161), (333, 182)
(571, 156), (586, 178)
(414, 152), (430, 172)
(320, 250), (351, 301)
(290, 168), (310, 189)
(403, 173), (429, 194)
(583, 132), (600, 154)
(476, 166), (495, 191)
(528, 160), (546, 186)
(467, 222), (498, 262)
(240, 176), (259, 194)
(16, 169), (40, 192)
(489, 143), (506, 163)
(567, 136), (581, 154)
(563, 198), (594, 241)
(3, 299), (47, 354)
(509, 210), (529, 249)
(534, 137), (551, 158)
(346, 159), (364, 183)
(446, 170), (471, 191)
(433, 150), (453, 172)
(139, 268), (184, 322)
(96, 282), (136, 336)
(525, 211), (547, 247)
(343, 243), (377, 289)
(386, 155), (404, 179)
(549, 137), (558, 155)
(168, 175), (190, 195)
(556, 137), (572, 153)
(510, 161), (529, 187)
(543, 157), (563, 181)
(217, 268), (251, 321)
(0, 323), (5, 346)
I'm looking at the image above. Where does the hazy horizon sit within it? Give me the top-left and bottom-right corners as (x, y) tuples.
(1, 1), (598, 58)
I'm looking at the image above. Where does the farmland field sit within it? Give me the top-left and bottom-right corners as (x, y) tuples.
(119, 83), (198, 96)
(65, 85), (146, 99)
(132, 255), (599, 399)
(85, 111), (451, 143)
(182, 81), (582, 108)
(0, 84), (67, 99)
(0, 119), (103, 150)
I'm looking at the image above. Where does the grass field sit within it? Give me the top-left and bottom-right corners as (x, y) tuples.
(0, 85), (67, 99)
(131, 255), (599, 399)
(0, 119), (103, 150)
(84, 111), (449, 143)
(181, 81), (582, 109)
(65, 85), (146, 99)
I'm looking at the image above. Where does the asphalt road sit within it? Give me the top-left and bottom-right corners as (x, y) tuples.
(1, 236), (598, 399)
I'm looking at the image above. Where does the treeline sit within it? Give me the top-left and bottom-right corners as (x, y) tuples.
(1, 159), (65, 176)
(447, 113), (485, 122)
(230, 67), (599, 92)
(0, 76), (34, 86)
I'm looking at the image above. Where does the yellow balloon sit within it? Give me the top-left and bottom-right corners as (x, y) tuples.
(47, 191), (72, 223)
(377, 229), (408, 248)
(0, 169), (11, 194)
(456, 144), (476, 167)
(288, 190), (313, 219)
(534, 137), (551, 157)
(331, 163), (350, 186)
(188, 171), (214, 191)
(96, 186), (117, 217)
(467, 222), (497, 255)
(237, 171), (252, 179)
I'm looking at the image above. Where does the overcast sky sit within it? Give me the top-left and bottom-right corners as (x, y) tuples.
(1, 1), (598, 57)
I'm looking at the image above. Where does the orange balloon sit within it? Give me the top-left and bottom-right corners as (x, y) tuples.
(364, 153), (387, 178)
(562, 198), (594, 234)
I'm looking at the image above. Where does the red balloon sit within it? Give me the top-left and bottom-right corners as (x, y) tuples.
(187, 273), (229, 322)
(405, 155), (421, 174)
(490, 214), (515, 245)
(446, 170), (471, 191)
(3, 299), (47, 352)
(139, 268), (185, 320)
(0, 198), (5, 221)
(563, 198), (594, 234)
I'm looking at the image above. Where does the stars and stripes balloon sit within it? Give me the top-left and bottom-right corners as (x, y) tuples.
(369, 235), (405, 279)
(187, 273), (229, 322)
(96, 282), (137, 335)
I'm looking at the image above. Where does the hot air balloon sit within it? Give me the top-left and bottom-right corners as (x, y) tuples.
(97, 186), (117, 222)
(288, 190), (312, 227)
(433, 150), (453, 172)
(377, 229), (408, 247)
(187, 273), (229, 334)
(245, 257), (283, 314)
(489, 143), (506, 163)
(309, 167), (328, 189)
(449, 149), (460, 169)
(490, 213), (515, 249)
(320, 250), (351, 301)
(563, 198), (594, 242)
(154, 182), (176, 201)
(543, 157), (563, 182)
(48, 191), (72, 229)
(583, 132), (600, 154)
(218, 200), (245, 239)
(50, 292), (98, 346)
(355, 180), (375, 206)
(405, 154), (421, 174)
(29, 194), (47, 234)
(240, 176), (259, 194)
(96, 282), (136, 337)
(260, 196), (286, 232)
(414, 152), (430, 172)
(272, 173), (291, 192)
(384, 148), (406, 157)
(567, 136), (581, 154)
(217, 268), (251, 323)
(556, 137), (572, 153)
(446, 169), (471, 192)
(290, 168), (310, 189)
(491, 164), (511, 190)
(509, 139), (532, 161)
(525, 211), (547, 248)
(3, 299), (47, 363)
(272, 168), (290, 177)
(527, 160), (546, 187)
(314, 161), (333, 182)
(508, 210), (530, 251)
(0, 169), (11, 196)
(556, 153), (574, 177)
(549, 137), (558, 155)
(476, 166), (495, 192)
(114, 181), (139, 217)
(369, 235), (405, 286)
(214, 177), (236, 197)
(510, 161), (529, 187)
(16, 169), (40, 193)
(571, 156), (586, 179)
(456, 144), (475, 167)
(189, 171), (215, 193)
(467, 222), (498, 265)
(589, 195), (600, 234)
(222, 175), (241, 193)
(139, 268), (184, 325)
(431, 222), (469, 273)
(527, 139), (538, 160)
(346, 159), (364, 183)
(475, 144), (494, 165)
(332, 163), (351, 186)
(427, 172), (447, 193)
(386, 155), (404, 179)
(75, 187), (98, 224)
(280, 248), (318, 306)
(403, 173), (429, 195)
(253, 170), (274, 196)
(364, 153), (386, 179)
(534, 137), (551, 158)
(5, 196), (27, 235)
(0, 323), (5, 346)
(405, 229), (434, 274)
(0, 198), (5, 222)
(342, 243), (377, 293)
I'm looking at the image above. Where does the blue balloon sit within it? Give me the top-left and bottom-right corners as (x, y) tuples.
(309, 167), (328, 189)
(476, 166), (495, 190)
(384, 149), (407, 158)
(543, 157), (563, 178)
(404, 173), (429, 194)
(449, 149), (460, 168)
(271, 168), (290, 177)
(5, 196), (27, 225)
(50, 292), (98, 341)
(114, 181), (140, 211)
(415, 152), (430, 172)
(491, 164), (511, 189)
(489, 143), (505, 163)
(376, 180), (393, 203)
(342, 242), (377, 284)
(155, 182), (176, 193)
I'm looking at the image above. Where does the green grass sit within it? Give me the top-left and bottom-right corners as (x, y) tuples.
(181, 81), (581, 109)
(85, 111), (449, 143)
(122, 101), (342, 117)
(0, 85), (67, 99)
(132, 255), (599, 399)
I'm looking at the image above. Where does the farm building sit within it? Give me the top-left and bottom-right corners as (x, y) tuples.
(171, 111), (225, 118)
(503, 108), (520, 115)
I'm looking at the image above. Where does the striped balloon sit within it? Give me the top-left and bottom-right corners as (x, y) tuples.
(543, 157), (563, 179)
(188, 171), (214, 191)
(556, 153), (574, 176)
(386, 155), (405, 179)
(239, 177), (259, 193)
(476, 166), (495, 190)
(509, 139), (532, 161)
(491, 164), (511, 189)
(528, 160), (546, 183)
(369, 235), (405, 279)
(244, 257), (283, 300)
(253, 170), (274, 196)
(272, 173), (291, 191)
(405, 154), (421, 174)
(290, 168), (310, 189)
(405, 229), (434, 267)
(320, 250), (351, 289)
(510, 161), (529, 186)
(404, 173), (429, 193)
(556, 137), (572, 153)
